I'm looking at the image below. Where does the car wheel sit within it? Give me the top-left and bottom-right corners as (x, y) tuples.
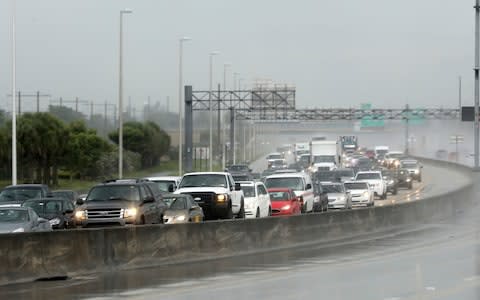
(393, 188), (398, 195)
(268, 206), (272, 216)
(159, 215), (164, 224)
(384, 192), (387, 200)
(418, 176), (422, 182)
(408, 182), (413, 190)
(256, 208), (260, 218)
(225, 203), (233, 219)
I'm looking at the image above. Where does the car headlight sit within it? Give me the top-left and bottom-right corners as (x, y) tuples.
(414, 169), (420, 174)
(75, 210), (86, 220)
(216, 194), (227, 202)
(388, 180), (394, 184)
(174, 215), (186, 221)
(12, 227), (24, 233)
(281, 204), (291, 211)
(49, 218), (61, 226)
(363, 191), (369, 197)
(124, 207), (137, 218)
(406, 178), (411, 182)
(394, 161), (400, 166)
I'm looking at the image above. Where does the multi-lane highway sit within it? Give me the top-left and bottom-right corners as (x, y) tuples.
(0, 148), (473, 300)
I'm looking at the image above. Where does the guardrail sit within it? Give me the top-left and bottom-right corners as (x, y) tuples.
(0, 158), (474, 286)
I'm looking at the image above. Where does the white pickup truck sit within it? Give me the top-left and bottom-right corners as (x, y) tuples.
(354, 171), (387, 200)
(174, 172), (244, 220)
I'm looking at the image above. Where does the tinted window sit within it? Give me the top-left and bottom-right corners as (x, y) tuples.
(45, 201), (63, 213)
(356, 173), (381, 180)
(151, 180), (176, 193)
(269, 191), (291, 201)
(322, 184), (344, 193)
(258, 185), (267, 195)
(179, 174), (227, 188)
(344, 182), (369, 190)
(241, 186), (255, 198)
(87, 185), (140, 201)
(0, 188), (42, 202)
(0, 209), (28, 222)
(170, 198), (188, 210)
(265, 177), (305, 191)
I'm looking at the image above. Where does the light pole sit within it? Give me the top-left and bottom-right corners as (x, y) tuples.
(118, 8), (132, 179)
(209, 51), (220, 171)
(11, 0), (16, 185)
(221, 63), (231, 171)
(178, 37), (191, 176)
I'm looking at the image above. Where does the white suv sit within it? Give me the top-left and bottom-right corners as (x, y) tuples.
(354, 171), (387, 200)
(344, 181), (374, 207)
(239, 181), (271, 218)
(264, 173), (314, 213)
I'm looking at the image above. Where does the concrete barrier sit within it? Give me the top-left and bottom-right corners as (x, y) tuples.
(0, 159), (474, 285)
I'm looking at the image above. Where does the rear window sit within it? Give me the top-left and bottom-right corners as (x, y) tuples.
(356, 173), (381, 180)
(87, 185), (140, 201)
(265, 177), (304, 191)
(344, 182), (368, 190)
(269, 191), (291, 201)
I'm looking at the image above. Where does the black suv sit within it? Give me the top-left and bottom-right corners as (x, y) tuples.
(313, 181), (329, 212)
(75, 179), (168, 227)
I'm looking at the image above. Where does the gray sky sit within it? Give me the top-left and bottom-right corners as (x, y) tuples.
(0, 0), (475, 113)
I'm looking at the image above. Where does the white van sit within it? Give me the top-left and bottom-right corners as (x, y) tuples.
(264, 172), (314, 213)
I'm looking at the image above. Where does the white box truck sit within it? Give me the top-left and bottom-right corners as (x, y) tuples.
(309, 140), (341, 171)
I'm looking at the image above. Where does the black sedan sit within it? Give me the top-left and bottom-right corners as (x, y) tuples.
(23, 197), (76, 229)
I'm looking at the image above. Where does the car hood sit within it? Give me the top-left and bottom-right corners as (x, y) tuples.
(164, 209), (189, 218)
(79, 199), (139, 209)
(327, 193), (346, 198)
(0, 222), (27, 233)
(271, 200), (293, 209)
(175, 187), (229, 194)
(349, 189), (368, 195)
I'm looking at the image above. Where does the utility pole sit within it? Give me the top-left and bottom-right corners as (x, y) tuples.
(459, 76), (462, 112)
(405, 104), (410, 155)
(475, 0), (480, 170)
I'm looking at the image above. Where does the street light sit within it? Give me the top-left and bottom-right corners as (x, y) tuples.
(118, 8), (132, 179)
(11, 0), (17, 185)
(178, 37), (191, 176)
(209, 51), (220, 171)
(221, 63), (231, 171)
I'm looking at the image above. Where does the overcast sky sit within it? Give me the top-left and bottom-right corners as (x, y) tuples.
(0, 0), (475, 113)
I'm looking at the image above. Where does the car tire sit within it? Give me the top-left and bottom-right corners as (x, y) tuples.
(393, 188), (398, 195)
(384, 192), (387, 200)
(418, 176), (422, 182)
(268, 206), (272, 216)
(256, 208), (260, 218)
(408, 182), (413, 190)
(225, 202), (233, 219)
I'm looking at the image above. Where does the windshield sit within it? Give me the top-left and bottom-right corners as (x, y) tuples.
(267, 154), (282, 160)
(316, 171), (335, 182)
(228, 165), (249, 172)
(151, 180), (176, 193)
(313, 155), (335, 163)
(335, 170), (354, 177)
(388, 153), (404, 158)
(86, 185), (140, 201)
(271, 160), (285, 165)
(344, 182), (368, 190)
(269, 191), (291, 201)
(402, 163), (418, 168)
(179, 174), (227, 188)
(24, 200), (64, 215)
(265, 177), (304, 190)
(376, 149), (388, 155)
(356, 173), (381, 180)
(357, 159), (371, 166)
(0, 188), (42, 202)
(51, 191), (74, 200)
(299, 155), (310, 163)
(296, 150), (309, 156)
(0, 209), (28, 223)
(169, 198), (187, 210)
(322, 184), (344, 193)
(241, 186), (255, 198)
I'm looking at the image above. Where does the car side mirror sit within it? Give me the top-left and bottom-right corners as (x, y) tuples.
(76, 198), (84, 205)
(235, 183), (242, 191)
(306, 183), (312, 190)
(168, 184), (174, 193)
(46, 192), (54, 198)
(143, 196), (155, 203)
(224, 168), (228, 172)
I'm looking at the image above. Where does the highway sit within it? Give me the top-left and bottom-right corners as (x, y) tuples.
(0, 154), (472, 300)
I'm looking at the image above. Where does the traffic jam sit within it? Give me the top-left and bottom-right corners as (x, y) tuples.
(0, 135), (423, 233)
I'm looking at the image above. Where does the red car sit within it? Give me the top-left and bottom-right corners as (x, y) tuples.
(268, 188), (302, 216)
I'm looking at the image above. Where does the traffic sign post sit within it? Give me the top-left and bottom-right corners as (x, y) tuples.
(449, 134), (464, 163)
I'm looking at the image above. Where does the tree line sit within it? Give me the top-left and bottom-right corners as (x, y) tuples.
(0, 111), (171, 186)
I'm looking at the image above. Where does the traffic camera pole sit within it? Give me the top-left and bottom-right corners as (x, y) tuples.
(475, 0), (480, 170)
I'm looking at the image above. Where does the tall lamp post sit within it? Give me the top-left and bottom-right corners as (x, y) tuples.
(178, 37), (191, 176)
(11, 0), (16, 185)
(118, 8), (132, 179)
(221, 63), (231, 170)
(209, 51), (220, 171)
